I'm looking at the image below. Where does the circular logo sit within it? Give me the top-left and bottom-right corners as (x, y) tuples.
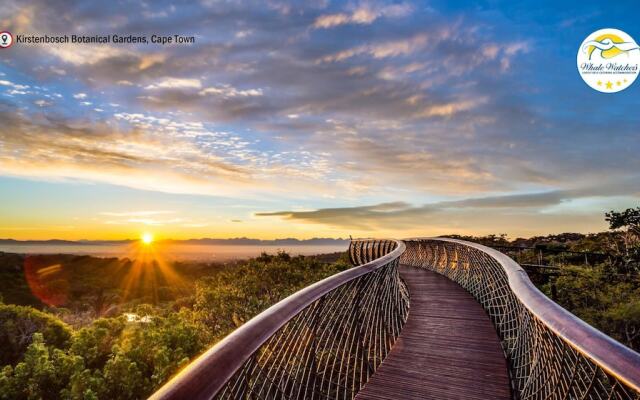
(0, 31), (13, 49)
(577, 28), (640, 93)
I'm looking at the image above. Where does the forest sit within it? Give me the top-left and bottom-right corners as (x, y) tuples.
(0, 251), (350, 399)
(0, 208), (639, 399)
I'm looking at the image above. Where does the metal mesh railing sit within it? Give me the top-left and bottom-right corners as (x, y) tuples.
(151, 239), (409, 400)
(401, 238), (640, 400)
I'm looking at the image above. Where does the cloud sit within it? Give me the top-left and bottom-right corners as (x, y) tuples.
(199, 85), (263, 98)
(183, 223), (209, 228)
(126, 217), (184, 226)
(0, 80), (29, 90)
(257, 201), (417, 229)
(100, 210), (174, 217)
(0, 109), (255, 197)
(0, 103), (352, 200)
(100, 210), (211, 227)
(313, 13), (350, 29)
(256, 184), (640, 232)
(0, 0), (638, 238)
(145, 78), (202, 90)
(313, 2), (413, 29)
(317, 33), (431, 62)
(73, 93), (87, 99)
(416, 98), (487, 118)
(499, 42), (529, 70)
(257, 192), (573, 226)
(235, 30), (253, 39)
(47, 44), (128, 66)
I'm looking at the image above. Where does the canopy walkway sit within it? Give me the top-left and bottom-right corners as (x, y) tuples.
(355, 266), (510, 399)
(150, 238), (640, 400)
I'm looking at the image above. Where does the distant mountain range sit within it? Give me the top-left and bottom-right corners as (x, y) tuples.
(0, 237), (350, 246)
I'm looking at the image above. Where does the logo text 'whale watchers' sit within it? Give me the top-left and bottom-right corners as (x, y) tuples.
(577, 28), (639, 93)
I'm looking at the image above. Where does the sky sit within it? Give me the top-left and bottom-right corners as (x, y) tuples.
(0, 0), (638, 240)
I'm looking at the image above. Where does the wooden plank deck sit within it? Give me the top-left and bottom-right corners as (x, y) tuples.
(356, 265), (511, 400)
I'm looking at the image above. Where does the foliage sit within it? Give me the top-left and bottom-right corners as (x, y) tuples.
(0, 333), (84, 400)
(1, 208), (638, 398)
(0, 253), (193, 314)
(606, 207), (640, 234)
(0, 304), (72, 366)
(445, 233), (511, 247)
(0, 252), (349, 399)
(542, 266), (640, 349)
(605, 207), (640, 273)
(194, 252), (349, 337)
(451, 208), (640, 351)
(0, 253), (42, 307)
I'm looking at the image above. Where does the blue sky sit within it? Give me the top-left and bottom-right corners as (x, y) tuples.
(0, 0), (638, 239)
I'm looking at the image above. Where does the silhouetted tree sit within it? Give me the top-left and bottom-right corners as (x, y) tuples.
(605, 207), (640, 273)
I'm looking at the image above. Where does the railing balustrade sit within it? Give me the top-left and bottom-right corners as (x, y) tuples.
(402, 238), (640, 400)
(152, 237), (640, 400)
(150, 239), (408, 400)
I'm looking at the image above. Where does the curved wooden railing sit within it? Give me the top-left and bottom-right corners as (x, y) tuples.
(150, 239), (409, 400)
(402, 238), (640, 400)
(152, 237), (640, 400)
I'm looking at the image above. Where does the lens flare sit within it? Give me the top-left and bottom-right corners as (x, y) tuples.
(24, 258), (68, 306)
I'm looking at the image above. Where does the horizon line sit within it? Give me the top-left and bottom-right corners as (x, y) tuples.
(0, 230), (610, 243)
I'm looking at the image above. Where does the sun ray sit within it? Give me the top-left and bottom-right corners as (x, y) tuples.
(114, 235), (189, 304)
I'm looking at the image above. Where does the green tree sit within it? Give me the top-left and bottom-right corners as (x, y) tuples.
(605, 207), (640, 273)
(0, 304), (72, 365)
(69, 317), (126, 370)
(0, 333), (83, 400)
(545, 265), (640, 349)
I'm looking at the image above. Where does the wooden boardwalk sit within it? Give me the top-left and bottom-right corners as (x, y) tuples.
(356, 265), (511, 400)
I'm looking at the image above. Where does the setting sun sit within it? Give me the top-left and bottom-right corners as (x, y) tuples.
(141, 232), (154, 244)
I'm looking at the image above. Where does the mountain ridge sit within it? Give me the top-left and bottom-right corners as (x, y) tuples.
(0, 237), (350, 246)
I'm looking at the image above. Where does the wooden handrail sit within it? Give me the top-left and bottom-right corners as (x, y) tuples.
(150, 239), (405, 400)
(152, 236), (640, 399)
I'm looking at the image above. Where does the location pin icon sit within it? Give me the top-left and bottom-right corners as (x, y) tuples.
(1, 35), (7, 44)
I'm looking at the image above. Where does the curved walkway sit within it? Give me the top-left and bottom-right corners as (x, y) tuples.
(356, 265), (511, 400)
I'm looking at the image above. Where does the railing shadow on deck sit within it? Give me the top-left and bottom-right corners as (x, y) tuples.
(150, 239), (409, 400)
(150, 237), (640, 400)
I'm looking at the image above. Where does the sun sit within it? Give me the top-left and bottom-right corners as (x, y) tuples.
(141, 232), (154, 245)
